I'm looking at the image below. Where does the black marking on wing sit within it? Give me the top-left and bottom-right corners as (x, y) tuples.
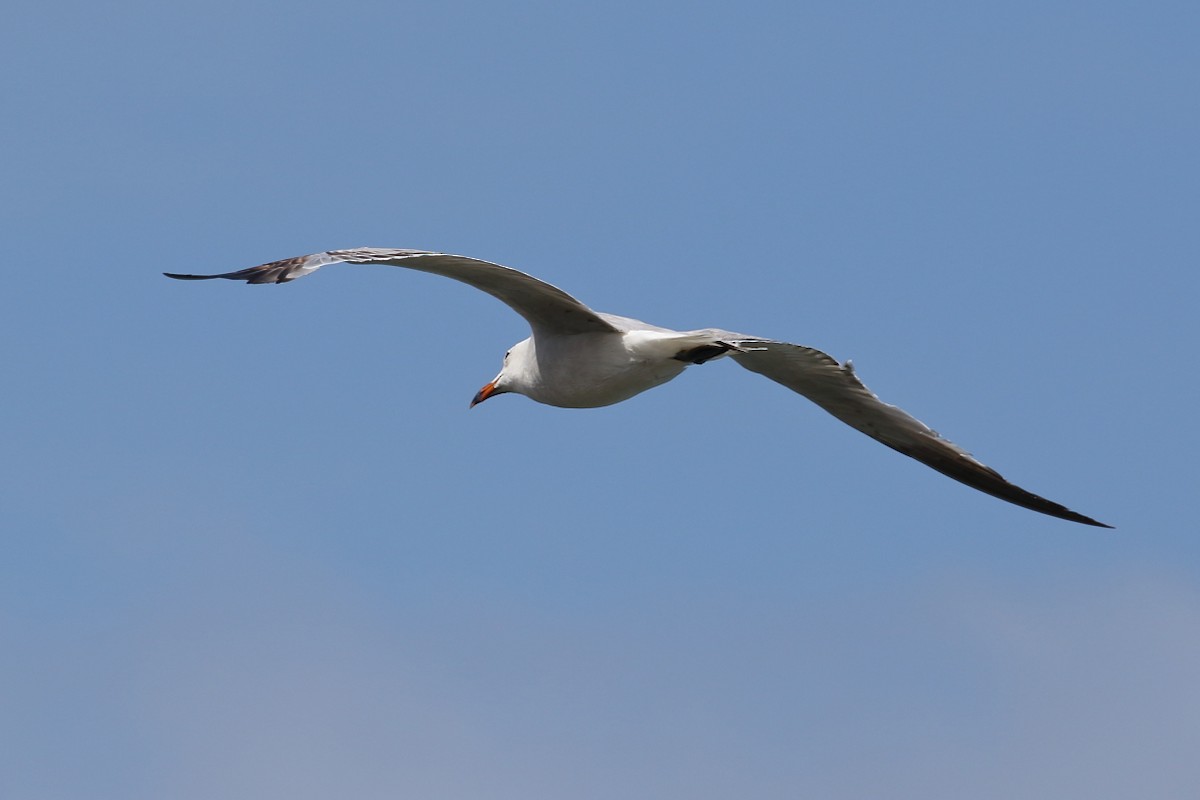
(164, 255), (318, 284)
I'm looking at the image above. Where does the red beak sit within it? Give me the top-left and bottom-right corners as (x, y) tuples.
(470, 380), (499, 408)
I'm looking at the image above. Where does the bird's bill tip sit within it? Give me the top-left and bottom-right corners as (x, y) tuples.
(470, 381), (499, 408)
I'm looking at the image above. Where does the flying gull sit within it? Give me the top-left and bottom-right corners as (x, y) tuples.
(166, 247), (1110, 527)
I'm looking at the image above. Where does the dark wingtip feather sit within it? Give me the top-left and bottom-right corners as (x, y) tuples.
(163, 268), (285, 283)
(993, 489), (1113, 529)
(894, 440), (1114, 529)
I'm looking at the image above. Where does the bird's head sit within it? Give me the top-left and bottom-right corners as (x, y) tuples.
(470, 338), (530, 407)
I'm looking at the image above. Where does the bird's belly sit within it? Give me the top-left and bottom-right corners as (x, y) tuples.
(529, 357), (687, 408)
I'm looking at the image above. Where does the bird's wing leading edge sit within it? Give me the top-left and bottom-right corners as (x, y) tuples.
(721, 337), (1111, 527)
(164, 248), (619, 336)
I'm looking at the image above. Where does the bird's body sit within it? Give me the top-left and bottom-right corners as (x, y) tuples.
(506, 327), (687, 408)
(166, 247), (1111, 528)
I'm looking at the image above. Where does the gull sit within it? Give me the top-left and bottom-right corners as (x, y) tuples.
(166, 247), (1110, 527)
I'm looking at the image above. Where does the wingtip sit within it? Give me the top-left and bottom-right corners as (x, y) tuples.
(163, 272), (211, 280)
(1055, 508), (1113, 529)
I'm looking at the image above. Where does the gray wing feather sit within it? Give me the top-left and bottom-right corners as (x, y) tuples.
(165, 247), (618, 335)
(722, 337), (1111, 528)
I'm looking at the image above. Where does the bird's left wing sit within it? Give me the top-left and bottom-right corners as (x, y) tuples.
(719, 336), (1111, 527)
(164, 248), (619, 336)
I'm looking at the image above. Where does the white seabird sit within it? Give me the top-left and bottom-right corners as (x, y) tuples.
(166, 247), (1110, 527)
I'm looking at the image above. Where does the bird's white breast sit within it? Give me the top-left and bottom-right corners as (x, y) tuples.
(518, 330), (689, 408)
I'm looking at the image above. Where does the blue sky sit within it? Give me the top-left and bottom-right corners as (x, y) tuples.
(3, 1), (1198, 797)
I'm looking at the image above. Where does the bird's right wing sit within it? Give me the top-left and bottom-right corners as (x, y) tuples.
(721, 337), (1110, 527)
(164, 247), (619, 336)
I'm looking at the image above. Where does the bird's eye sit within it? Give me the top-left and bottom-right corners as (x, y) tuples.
(504, 350), (511, 360)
